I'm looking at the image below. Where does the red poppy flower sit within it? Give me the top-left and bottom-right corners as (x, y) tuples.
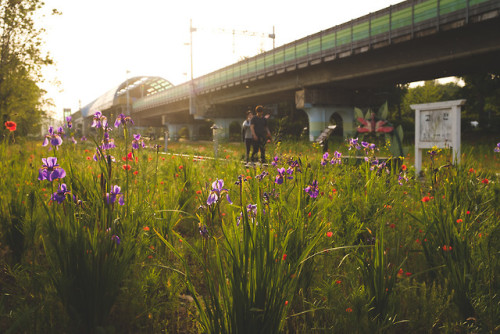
(326, 231), (333, 238)
(481, 179), (489, 184)
(282, 254), (287, 261)
(421, 196), (431, 203)
(401, 164), (407, 171)
(133, 171), (139, 175)
(143, 226), (150, 231)
(346, 307), (353, 313)
(4, 121), (16, 131)
(122, 164), (131, 170)
(456, 219), (463, 223)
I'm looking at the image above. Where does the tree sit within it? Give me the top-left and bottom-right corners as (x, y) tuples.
(0, 0), (56, 138)
(460, 73), (500, 130)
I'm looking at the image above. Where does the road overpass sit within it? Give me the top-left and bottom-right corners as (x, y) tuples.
(74, 0), (500, 141)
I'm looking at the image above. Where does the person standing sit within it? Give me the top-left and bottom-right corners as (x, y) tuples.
(242, 110), (254, 163)
(250, 105), (271, 163)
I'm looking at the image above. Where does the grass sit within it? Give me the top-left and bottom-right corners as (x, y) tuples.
(0, 130), (499, 333)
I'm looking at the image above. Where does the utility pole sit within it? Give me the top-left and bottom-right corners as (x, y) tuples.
(189, 19), (196, 115)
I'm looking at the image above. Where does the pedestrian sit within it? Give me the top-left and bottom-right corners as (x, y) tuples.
(242, 110), (254, 163)
(250, 105), (272, 163)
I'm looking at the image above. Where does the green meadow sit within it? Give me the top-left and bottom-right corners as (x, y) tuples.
(0, 123), (499, 333)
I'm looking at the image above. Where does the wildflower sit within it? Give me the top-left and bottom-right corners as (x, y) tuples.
(466, 210), (471, 215)
(132, 134), (145, 149)
(275, 168), (286, 185)
(304, 180), (319, 198)
(70, 136), (77, 144)
(91, 111), (108, 128)
(346, 307), (353, 313)
(401, 164), (407, 171)
(106, 185), (125, 205)
(468, 168), (475, 173)
(199, 225), (209, 238)
(348, 138), (360, 150)
(122, 164), (131, 170)
(330, 151), (342, 165)
(421, 196), (431, 203)
(42, 126), (63, 149)
(235, 174), (248, 185)
(282, 254), (287, 261)
(326, 231), (333, 238)
(111, 235), (121, 245)
(335, 280), (342, 284)
(114, 113), (134, 128)
(143, 226), (150, 231)
(271, 156), (279, 167)
(405, 272), (412, 277)
(206, 179), (232, 205)
(256, 170), (269, 181)
(66, 116), (72, 129)
(246, 204), (258, 218)
(133, 171), (139, 175)
(321, 152), (329, 166)
(4, 121), (16, 132)
(81, 136), (87, 141)
(481, 178), (489, 184)
(101, 131), (116, 150)
(51, 183), (70, 203)
(494, 143), (500, 153)
(38, 157), (66, 181)
(456, 218), (463, 223)
(196, 190), (202, 195)
(442, 245), (452, 252)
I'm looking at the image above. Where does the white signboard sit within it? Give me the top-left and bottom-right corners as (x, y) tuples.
(411, 100), (465, 175)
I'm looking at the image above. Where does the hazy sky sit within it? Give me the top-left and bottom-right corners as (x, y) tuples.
(39, 0), (404, 117)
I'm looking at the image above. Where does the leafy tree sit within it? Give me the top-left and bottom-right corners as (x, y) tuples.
(460, 73), (500, 130)
(0, 0), (56, 138)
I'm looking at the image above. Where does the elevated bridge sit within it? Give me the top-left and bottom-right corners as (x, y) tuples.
(77, 0), (500, 140)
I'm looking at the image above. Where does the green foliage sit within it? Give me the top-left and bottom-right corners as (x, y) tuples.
(0, 0), (56, 138)
(0, 125), (499, 332)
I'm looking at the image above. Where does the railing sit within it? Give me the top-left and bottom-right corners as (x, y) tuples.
(133, 0), (497, 113)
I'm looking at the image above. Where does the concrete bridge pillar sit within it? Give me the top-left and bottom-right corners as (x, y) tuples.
(212, 117), (244, 141)
(302, 106), (355, 141)
(296, 89), (356, 141)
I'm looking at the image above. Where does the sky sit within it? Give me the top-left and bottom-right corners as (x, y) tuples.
(39, 0), (411, 119)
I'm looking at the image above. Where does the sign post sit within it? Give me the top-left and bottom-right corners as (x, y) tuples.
(411, 100), (465, 175)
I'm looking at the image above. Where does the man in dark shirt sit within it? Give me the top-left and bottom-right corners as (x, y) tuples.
(250, 105), (271, 163)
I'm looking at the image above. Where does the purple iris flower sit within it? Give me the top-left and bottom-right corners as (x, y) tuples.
(81, 136), (87, 141)
(304, 180), (319, 198)
(66, 116), (72, 129)
(206, 179), (232, 205)
(91, 111), (108, 128)
(51, 183), (70, 203)
(321, 152), (329, 166)
(275, 168), (286, 185)
(271, 156), (279, 167)
(330, 151), (342, 165)
(494, 143), (500, 153)
(111, 235), (121, 245)
(199, 225), (209, 238)
(361, 141), (369, 148)
(256, 171), (269, 181)
(106, 185), (125, 206)
(38, 157), (66, 181)
(114, 113), (134, 128)
(348, 138), (361, 150)
(132, 134), (145, 150)
(42, 126), (63, 149)
(100, 131), (116, 150)
(246, 204), (257, 217)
